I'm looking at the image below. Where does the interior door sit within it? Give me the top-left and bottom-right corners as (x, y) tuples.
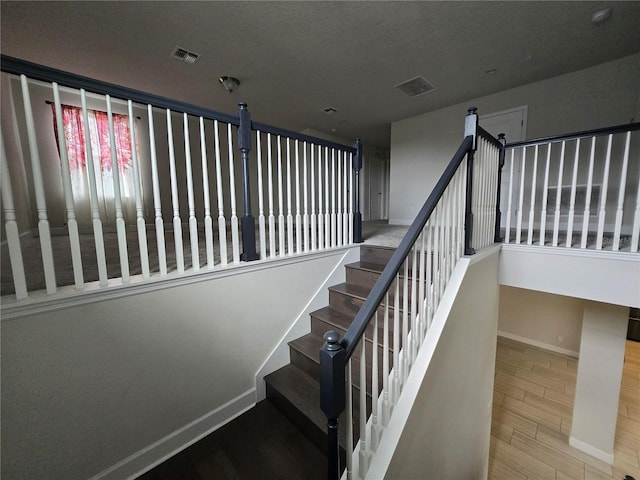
(367, 156), (386, 220)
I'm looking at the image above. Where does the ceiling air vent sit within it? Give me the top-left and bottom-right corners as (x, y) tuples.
(172, 46), (200, 64)
(395, 76), (436, 97)
(322, 107), (338, 115)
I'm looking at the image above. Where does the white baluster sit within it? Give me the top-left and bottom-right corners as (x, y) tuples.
(147, 105), (167, 276)
(20, 75), (56, 294)
(52, 84), (84, 289)
(504, 149), (515, 243)
(294, 139), (302, 253)
(527, 145), (539, 245)
(596, 135), (613, 250)
(371, 312), (381, 451)
(183, 113), (199, 271)
(393, 273), (401, 402)
(612, 131), (631, 251)
(303, 141), (309, 252)
(214, 120), (228, 265)
(286, 138), (294, 254)
(337, 151), (343, 247)
(343, 151), (349, 245)
(349, 152), (354, 244)
(331, 148), (337, 248)
(566, 138), (581, 248)
(359, 336), (370, 478)
(256, 131), (266, 259)
(539, 144), (551, 246)
(317, 145), (324, 249)
(324, 146), (330, 249)
(166, 109), (184, 273)
(418, 228), (426, 345)
(402, 259), (409, 382)
(410, 244), (418, 364)
(581, 137), (596, 249)
(382, 292), (392, 425)
(129, 101), (150, 278)
(106, 96), (130, 282)
(267, 133), (276, 259)
(425, 218), (433, 331)
(515, 146), (526, 244)
(552, 141), (566, 247)
(199, 117), (215, 268)
(277, 136), (286, 256)
(0, 131), (28, 298)
(227, 124), (240, 263)
(310, 143), (316, 251)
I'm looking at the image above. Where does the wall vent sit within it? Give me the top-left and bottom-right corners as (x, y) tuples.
(172, 47), (200, 64)
(395, 76), (436, 97)
(322, 107), (338, 115)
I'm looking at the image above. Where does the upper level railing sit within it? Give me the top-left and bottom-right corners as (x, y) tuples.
(319, 108), (504, 479)
(502, 122), (640, 252)
(0, 55), (363, 302)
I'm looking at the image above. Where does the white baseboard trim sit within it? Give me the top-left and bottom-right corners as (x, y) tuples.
(88, 389), (255, 480)
(497, 330), (579, 358)
(569, 436), (614, 465)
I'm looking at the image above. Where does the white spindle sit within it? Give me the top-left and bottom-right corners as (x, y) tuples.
(256, 131), (267, 259)
(331, 149), (337, 248)
(267, 133), (276, 259)
(371, 312), (380, 451)
(199, 117), (215, 268)
(382, 292), (391, 425)
(349, 153), (354, 244)
(359, 336), (370, 478)
(317, 145), (324, 249)
(392, 273), (401, 402)
(52, 83), (84, 289)
(402, 258), (409, 383)
(20, 75), (56, 294)
(0, 131), (28, 299)
(294, 140), (302, 253)
(527, 145), (539, 245)
(552, 141), (566, 247)
(106, 96), (130, 282)
(505, 149), (515, 243)
(228, 124), (240, 263)
(303, 142), (309, 252)
(214, 120), (228, 265)
(410, 243), (418, 364)
(596, 135), (613, 250)
(566, 139), (581, 248)
(425, 219), (433, 331)
(277, 136), (286, 256)
(129, 100), (150, 278)
(147, 105), (167, 276)
(418, 229), (426, 345)
(324, 147), (330, 249)
(166, 109), (184, 273)
(613, 131), (631, 251)
(343, 152), (349, 245)
(337, 151), (343, 247)
(539, 144), (551, 246)
(286, 138), (294, 254)
(183, 113), (200, 271)
(310, 143), (316, 251)
(580, 137), (596, 249)
(515, 146), (526, 244)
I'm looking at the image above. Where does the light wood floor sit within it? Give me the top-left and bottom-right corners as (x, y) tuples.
(489, 336), (640, 480)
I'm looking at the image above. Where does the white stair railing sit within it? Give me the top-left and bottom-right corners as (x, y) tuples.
(0, 57), (361, 301)
(502, 123), (640, 252)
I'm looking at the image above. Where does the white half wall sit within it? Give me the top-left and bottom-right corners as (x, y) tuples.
(370, 248), (500, 479)
(1, 248), (357, 480)
(389, 53), (640, 225)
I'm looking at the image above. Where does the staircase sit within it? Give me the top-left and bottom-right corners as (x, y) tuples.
(264, 244), (398, 468)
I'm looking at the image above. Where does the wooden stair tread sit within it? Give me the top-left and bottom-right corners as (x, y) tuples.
(345, 261), (386, 274)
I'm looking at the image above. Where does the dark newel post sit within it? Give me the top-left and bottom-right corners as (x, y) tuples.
(353, 138), (363, 243)
(319, 331), (346, 480)
(238, 103), (259, 261)
(494, 133), (506, 243)
(464, 107), (478, 256)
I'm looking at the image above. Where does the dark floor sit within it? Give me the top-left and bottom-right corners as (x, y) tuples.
(136, 400), (326, 480)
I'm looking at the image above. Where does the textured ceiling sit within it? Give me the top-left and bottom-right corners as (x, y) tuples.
(2, 1), (639, 149)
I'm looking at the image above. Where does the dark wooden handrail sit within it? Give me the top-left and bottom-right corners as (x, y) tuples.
(505, 122), (640, 149)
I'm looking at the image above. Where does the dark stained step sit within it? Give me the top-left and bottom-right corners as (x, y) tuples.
(328, 282), (415, 319)
(360, 244), (396, 265)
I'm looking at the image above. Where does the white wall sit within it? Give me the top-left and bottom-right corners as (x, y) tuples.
(389, 53), (640, 225)
(0, 249), (355, 480)
(378, 250), (499, 479)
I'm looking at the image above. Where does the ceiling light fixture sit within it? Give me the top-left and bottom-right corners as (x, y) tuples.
(219, 76), (240, 94)
(592, 8), (612, 24)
